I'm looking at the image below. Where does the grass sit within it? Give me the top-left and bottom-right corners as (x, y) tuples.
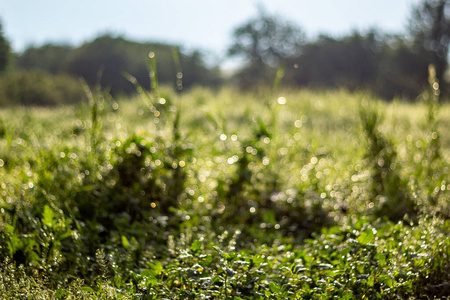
(0, 85), (449, 299)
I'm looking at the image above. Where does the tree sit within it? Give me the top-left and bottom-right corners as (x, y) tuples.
(409, 0), (450, 94)
(228, 8), (305, 87)
(66, 35), (134, 95)
(17, 44), (74, 74)
(60, 35), (222, 95)
(0, 20), (12, 73)
(282, 30), (429, 100)
(15, 35), (222, 96)
(374, 38), (430, 100)
(284, 31), (380, 90)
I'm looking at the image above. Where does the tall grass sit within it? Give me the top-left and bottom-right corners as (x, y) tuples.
(0, 58), (449, 297)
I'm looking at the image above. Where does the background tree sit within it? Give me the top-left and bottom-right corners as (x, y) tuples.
(0, 20), (12, 73)
(16, 35), (222, 96)
(228, 8), (305, 88)
(284, 31), (380, 91)
(17, 44), (74, 74)
(180, 50), (222, 88)
(283, 30), (430, 100)
(409, 0), (450, 95)
(374, 37), (430, 99)
(66, 35), (140, 95)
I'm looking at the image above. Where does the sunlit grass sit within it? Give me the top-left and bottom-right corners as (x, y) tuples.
(0, 87), (449, 298)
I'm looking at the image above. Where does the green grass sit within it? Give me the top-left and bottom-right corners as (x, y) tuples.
(0, 87), (449, 299)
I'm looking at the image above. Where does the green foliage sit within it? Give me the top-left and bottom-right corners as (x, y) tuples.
(282, 30), (433, 100)
(15, 35), (222, 96)
(0, 70), (87, 106)
(0, 20), (11, 73)
(285, 32), (379, 90)
(16, 43), (74, 74)
(359, 102), (416, 221)
(374, 38), (429, 99)
(228, 7), (305, 88)
(225, 3), (449, 100)
(409, 0), (450, 95)
(0, 87), (449, 298)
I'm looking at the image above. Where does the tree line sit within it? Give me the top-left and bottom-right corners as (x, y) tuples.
(0, 32), (222, 105)
(229, 0), (450, 100)
(13, 35), (222, 95)
(0, 0), (449, 105)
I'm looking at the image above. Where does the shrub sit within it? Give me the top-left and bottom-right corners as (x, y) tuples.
(0, 70), (87, 106)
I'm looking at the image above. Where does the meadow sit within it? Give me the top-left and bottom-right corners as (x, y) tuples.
(0, 84), (449, 299)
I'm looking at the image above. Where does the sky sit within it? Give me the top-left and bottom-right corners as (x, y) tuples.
(0, 0), (420, 66)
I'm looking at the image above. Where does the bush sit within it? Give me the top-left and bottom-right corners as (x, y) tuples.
(0, 70), (87, 106)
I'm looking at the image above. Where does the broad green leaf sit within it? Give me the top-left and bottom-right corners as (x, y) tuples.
(367, 275), (375, 287)
(341, 247), (351, 256)
(190, 240), (202, 254)
(375, 252), (386, 266)
(379, 274), (395, 288)
(141, 269), (155, 277)
(269, 282), (280, 293)
(149, 261), (163, 275)
(42, 205), (55, 228)
(121, 235), (130, 250)
(358, 228), (376, 245)
(80, 287), (94, 293)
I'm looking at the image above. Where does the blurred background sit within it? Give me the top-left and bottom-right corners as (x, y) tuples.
(0, 0), (449, 105)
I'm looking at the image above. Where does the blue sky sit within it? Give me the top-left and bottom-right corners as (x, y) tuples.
(1, 0), (420, 64)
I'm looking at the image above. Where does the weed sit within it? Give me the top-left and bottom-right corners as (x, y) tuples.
(359, 101), (416, 221)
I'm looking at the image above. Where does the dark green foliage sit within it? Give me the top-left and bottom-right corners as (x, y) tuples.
(225, 2), (450, 100)
(67, 35), (144, 95)
(2, 218), (448, 299)
(285, 32), (379, 90)
(15, 35), (222, 97)
(16, 44), (74, 74)
(283, 31), (433, 100)
(0, 20), (11, 73)
(410, 66), (449, 218)
(359, 104), (416, 221)
(409, 0), (450, 95)
(374, 39), (429, 99)
(0, 70), (87, 106)
(206, 112), (333, 240)
(228, 7), (305, 88)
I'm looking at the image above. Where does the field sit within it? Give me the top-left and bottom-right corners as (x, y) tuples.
(0, 86), (449, 299)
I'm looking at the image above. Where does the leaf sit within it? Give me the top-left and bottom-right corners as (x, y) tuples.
(141, 269), (155, 277)
(358, 228), (376, 245)
(54, 289), (70, 299)
(367, 275), (375, 287)
(342, 291), (354, 300)
(58, 231), (72, 240)
(149, 261), (163, 276)
(190, 240), (202, 254)
(375, 253), (386, 266)
(42, 205), (55, 228)
(121, 235), (130, 250)
(5, 223), (15, 234)
(80, 286), (95, 293)
(269, 282), (280, 293)
(341, 247), (351, 257)
(378, 274), (395, 288)
(263, 210), (276, 224)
